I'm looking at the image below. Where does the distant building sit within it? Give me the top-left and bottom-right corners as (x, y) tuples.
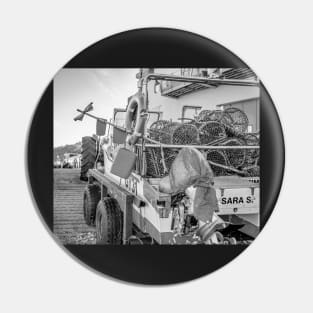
(137, 68), (259, 133)
(63, 153), (81, 168)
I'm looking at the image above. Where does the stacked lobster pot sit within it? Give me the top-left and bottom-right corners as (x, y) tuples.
(146, 108), (259, 178)
(197, 108), (259, 177)
(147, 121), (181, 177)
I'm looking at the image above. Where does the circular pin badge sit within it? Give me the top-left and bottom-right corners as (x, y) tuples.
(27, 28), (284, 284)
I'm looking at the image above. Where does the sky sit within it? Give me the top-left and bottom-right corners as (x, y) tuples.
(54, 68), (138, 147)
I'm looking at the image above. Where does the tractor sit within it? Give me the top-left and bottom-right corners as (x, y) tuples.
(75, 72), (260, 245)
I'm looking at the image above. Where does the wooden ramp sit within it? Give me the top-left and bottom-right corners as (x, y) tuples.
(53, 169), (96, 244)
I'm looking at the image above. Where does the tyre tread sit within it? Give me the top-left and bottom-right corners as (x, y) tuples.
(96, 197), (123, 244)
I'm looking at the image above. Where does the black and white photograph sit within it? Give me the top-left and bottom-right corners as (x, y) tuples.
(7, 0), (313, 309)
(54, 68), (260, 245)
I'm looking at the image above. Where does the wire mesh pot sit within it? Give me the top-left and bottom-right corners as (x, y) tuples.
(171, 123), (199, 145)
(146, 121), (181, 177)
(224, 107), (249, 133)
(223, 123), (245, 138)
(221, 138), (246, 168)
(149, 120), (170, 142)
(145, 147), (162, 177)
(160, 122), (180, 143)
(145, 147), (178, 177)
(164, 148), (179, 172)
(243, 166), (260, 177)
(197, 110), (212, 122)
(206, 150), (228, 176)
(198, 121), (227, 145)
(206, 110), (233, 126)
(243, 133), (259, 167)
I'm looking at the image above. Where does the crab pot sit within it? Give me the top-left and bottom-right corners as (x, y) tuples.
(149, 120), (170, 142)
(197, 109), (212, 122)
(206, 150), (228, 176)
(243, 133), (260, 166)
(145, 147), (163, 177)
(244, 166), (260, 177)
(221, 138), (247, 168)
(145, 147), (178, 177)
(207, 110), (233, 126)
(171, 124), (199, 145)
(224, 107), (249, 133)
(198, 121), (226, 145)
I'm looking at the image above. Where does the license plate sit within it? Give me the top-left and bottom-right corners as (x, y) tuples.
(216, 187), (259, 214)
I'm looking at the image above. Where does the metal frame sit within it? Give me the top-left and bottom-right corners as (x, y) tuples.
(76, 73), (261, 243)
(181, 105), (202, 120)
(216, 97), (259, 108)
(113, 107), (162, 121)
(139, 74), (259, 118)
(136, 73), (260, 176)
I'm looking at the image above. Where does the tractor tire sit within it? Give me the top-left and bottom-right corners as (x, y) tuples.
(83, 184), (101, 226)
(80, 136), (97, 181)
(95, 197), (123, 244)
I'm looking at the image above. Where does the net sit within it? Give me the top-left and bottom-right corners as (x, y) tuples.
(243, 133), (259, 166)
(224, 107), (249, 133)
(197, 110), (211, 122)
(146, 109), (258, 177)
(145, 147), (178, 177)
(206, 150), (228, 176)
(206, 110), (233, 126)
(198, 121), (227, 145)
(221, 138), (246, 168)
(171, 124), (199, 145)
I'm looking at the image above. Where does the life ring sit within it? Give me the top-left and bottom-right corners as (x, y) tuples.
(125, 92), (147, 145)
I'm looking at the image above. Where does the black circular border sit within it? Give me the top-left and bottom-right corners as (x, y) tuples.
(27, 28), (285, 285)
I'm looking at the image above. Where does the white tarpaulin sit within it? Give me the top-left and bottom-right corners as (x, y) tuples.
(159, 147), (218, 222)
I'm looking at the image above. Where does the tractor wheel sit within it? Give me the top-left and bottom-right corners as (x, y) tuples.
(80, 136), (97, 181)
(95, 197), (123, 244)
(83, 184), (101, 226)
